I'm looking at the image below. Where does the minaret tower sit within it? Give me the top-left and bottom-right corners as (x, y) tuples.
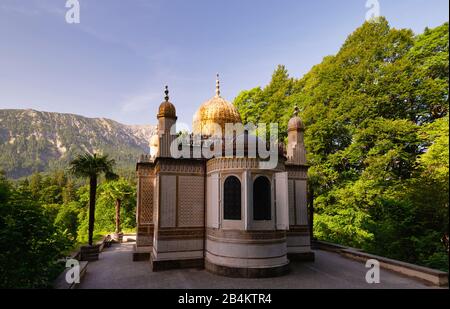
(287, 105), (306, 165)
(285, 105), (314, 262)
(157, 86), (177, 157)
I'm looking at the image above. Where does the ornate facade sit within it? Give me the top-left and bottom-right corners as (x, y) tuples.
(134, 76), (314, 277)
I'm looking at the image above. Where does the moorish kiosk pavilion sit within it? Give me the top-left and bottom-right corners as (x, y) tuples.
(133, 76), (314, 278)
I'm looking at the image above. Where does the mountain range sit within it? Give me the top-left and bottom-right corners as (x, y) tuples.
(0, 109), (156, 179)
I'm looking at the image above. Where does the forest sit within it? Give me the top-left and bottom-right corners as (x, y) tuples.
(0, 169), (136, 288)
(234, 18), (449, 271)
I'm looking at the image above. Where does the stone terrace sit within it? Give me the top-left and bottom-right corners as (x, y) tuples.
(77, 236), (439, 289)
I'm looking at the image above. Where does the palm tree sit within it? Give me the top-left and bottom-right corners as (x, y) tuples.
(69, 153), (117, 246)
(102, 179), (134, 241)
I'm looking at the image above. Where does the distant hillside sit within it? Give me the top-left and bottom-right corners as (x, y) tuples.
(0, 109), (156, 179)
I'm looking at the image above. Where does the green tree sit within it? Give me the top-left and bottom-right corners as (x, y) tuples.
(54, 202), (80, 240)
(101, 179), (135, 236)
(69, 153), (117, 245)
(0, 186), (71, 288)
(418, 115), (449, 183)
(29, 172), (42, 200)
(62, 178), (77, 204)
(0, 171), (10, 203)
(233, 18), (449, 270)
(234, 65), (294, 138)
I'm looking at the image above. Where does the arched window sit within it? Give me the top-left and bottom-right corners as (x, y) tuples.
(224, 176), (241, 220)
(253, 176), (271, 220)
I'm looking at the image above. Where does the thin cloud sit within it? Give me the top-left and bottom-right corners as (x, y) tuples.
(120, 91), (161, 113)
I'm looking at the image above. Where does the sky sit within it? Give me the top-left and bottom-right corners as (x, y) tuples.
(0, 0), (448, 127)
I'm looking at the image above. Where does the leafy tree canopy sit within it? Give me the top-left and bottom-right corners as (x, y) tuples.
(233, 18), (449, 271)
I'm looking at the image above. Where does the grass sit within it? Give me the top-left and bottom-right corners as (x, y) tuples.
(63, 227), (136, 257)
(121, 228), (136, 234)
(64, 233), (106, 256)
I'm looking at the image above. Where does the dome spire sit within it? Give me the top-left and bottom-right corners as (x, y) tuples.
(215, 73), (220, 97)
(164, 85), (169, 102)
(293, 105), (299, 117)
(157, 85), (176, 119)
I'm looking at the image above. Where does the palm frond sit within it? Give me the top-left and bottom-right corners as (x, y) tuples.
(69, 152), (117, 179)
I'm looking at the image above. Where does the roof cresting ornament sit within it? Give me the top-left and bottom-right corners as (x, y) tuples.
(164, 85), (169, 102)
(215, 73), (220, 98)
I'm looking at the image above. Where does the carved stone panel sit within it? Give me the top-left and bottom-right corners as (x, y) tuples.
(295, 180), (308, 225)
(288, 179), (295, 226)
(178, 176), (205, 227)
(139, 176), (154, 224)
(160, 175), (177, 228)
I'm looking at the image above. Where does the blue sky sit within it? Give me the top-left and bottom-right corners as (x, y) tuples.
(0, 0), (448, 126)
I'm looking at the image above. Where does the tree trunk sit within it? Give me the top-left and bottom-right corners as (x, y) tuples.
(115, 199), (121, 233)
(88, 176), (97, 246)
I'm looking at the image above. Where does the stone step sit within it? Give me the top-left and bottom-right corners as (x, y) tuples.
(53, 261), (88, 289)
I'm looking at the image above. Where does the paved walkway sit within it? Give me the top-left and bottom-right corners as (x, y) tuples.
(78, 238), (437, 289)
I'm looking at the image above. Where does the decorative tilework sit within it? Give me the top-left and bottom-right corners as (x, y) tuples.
(178, 176), (205, 227)
(160, 175), (177, 227)
(295, 180), (308, 225)
(139, 177), (154, 224)
(288, 179), (295, 226)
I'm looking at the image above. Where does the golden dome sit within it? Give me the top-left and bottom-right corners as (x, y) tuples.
(192, 75), (242, 136)
(157, 86), (176, 119)
(158, 101), (176, 118)
(193, 96), (242, 136)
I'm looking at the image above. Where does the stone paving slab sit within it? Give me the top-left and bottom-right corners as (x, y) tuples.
(77, 241), (439, 289)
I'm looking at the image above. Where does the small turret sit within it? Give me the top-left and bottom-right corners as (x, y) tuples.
(287, 105), (306, 165)
(156, 86), (177, 158)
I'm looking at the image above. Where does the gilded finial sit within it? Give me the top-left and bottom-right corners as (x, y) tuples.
(164, 85), (169, 102)
(294, 105), (299, 117)
(215, 73), (220, 97)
